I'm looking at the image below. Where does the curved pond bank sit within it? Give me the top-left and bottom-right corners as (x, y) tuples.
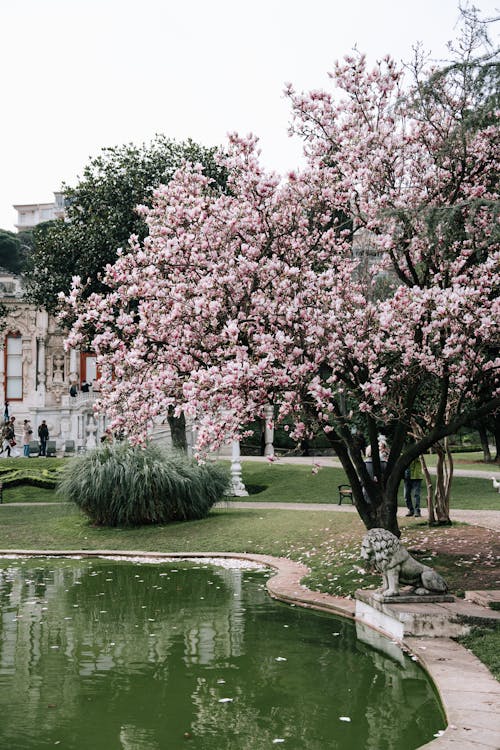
(1, 548), (499, 749)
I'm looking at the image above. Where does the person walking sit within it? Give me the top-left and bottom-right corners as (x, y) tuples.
(22, 419), (33, 457)
(404, 458), (423, 517)
(38, 420), (49, 457)
(8, 416), (21, 458)
(1, 420), (13, 457)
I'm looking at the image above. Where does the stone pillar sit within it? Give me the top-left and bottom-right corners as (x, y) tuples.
(69, 348), (78, 384)
(85, 413), (97, 449)
(59, 408), (71, 444)
(77, 414), (85, 441)
(36, 337), (46, 406)
(0, 343), (4, 406)
(230, 440), (248, 496)
(263, 403), (275, 457)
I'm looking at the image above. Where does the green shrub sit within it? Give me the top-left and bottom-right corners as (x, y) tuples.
(57, 442), (230, 527)
(0, 464), (64, 489)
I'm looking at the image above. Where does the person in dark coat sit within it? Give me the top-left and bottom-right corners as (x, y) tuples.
(38, 420), (49, 457)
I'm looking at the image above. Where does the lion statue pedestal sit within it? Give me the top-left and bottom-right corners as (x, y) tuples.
(360, 528), (450, 600)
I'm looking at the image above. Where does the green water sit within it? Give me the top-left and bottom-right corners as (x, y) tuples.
(0, 558), (445, 749)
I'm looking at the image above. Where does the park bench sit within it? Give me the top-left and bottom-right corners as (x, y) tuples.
(28, 440), (40, 457)
(46, 440), (57, 457)
(64, 440), (76, 457)
(338, 484), (353, 505)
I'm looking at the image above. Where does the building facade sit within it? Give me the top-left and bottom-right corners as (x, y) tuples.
(12, 192), (66, 232)
(0, 266), (108, 452)
(6, 194), (179, 454)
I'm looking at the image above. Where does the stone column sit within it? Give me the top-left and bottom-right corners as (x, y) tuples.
(85, 413), (97, 449)
(230, 440), (248, 496)
(0, 343), (4, 406)
(77, 414), (84, 441)
(36, 337), (46, 406)
(263, 403), (275, 457)
(69, 348), (78, 384)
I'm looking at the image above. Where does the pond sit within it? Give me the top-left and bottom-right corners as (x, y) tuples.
(0, 557), (445, 749)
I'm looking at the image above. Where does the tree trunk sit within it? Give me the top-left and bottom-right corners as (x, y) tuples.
(330, 437), (401, 536)
(371, 492), (401, 536)
(420, 455), (436, 525)
(350, 479), (401, 536)
(431, 439), (453, 525)
(167, 411), (187, 452)
(477, 421), (492, 463)
(493, 415), (500, 464)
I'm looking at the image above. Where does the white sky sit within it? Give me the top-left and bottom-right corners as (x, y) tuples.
(0, 0), (498, 231)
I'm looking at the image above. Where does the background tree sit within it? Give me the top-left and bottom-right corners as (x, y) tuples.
(470, 413), (500, 464)
(64, 14), (499, 536)
(23, 135), (226, 315)
(0, 229), (27, 331)
(0, 230), (24, 274)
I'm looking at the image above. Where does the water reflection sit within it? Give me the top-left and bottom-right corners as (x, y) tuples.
(0, 558), (445, 749)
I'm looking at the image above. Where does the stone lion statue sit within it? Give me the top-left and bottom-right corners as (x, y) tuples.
(360, 528), (448, 597)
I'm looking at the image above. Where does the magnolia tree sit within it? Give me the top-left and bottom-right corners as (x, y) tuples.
(64, 27), (499, 536)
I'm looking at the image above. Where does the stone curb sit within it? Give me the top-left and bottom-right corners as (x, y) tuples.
(0, 549), (498, 749)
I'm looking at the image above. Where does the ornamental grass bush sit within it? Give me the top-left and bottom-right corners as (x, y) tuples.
(57, 442), (230, 526)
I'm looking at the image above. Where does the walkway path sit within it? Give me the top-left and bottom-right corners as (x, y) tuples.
(234, 456), (500, 531)
(241, 454), (500, 479)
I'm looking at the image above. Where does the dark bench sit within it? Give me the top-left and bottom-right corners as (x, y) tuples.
(338, 484), (353, 505)
(64, 440), (76, 456)
(46, 440), (57, 457)
(28, 440), (40, 457)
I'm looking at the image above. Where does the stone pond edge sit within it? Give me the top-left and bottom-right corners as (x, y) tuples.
(1, 548), (499, 750)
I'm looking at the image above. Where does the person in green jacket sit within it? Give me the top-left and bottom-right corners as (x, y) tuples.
(404, 458), (422, 517)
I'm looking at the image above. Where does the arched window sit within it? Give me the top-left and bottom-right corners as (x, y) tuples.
(5, 333), (23, 400)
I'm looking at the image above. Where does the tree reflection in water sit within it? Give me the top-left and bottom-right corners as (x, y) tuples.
(0, 558), (445, 749)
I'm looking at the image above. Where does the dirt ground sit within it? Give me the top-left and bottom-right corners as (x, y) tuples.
(402, 525), (500, 593)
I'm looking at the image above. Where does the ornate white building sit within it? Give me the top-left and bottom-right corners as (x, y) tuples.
(0, 266), (107, 452)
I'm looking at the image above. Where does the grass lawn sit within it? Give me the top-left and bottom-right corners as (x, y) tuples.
(0, 485), (60, 503)
(238, 462), (500, 510)
(458, 627), (500, 682)
(0, 503), (497, 598)
(0, 458), (498, 510)
(0, 504), (366, 575)
(424, 451), (499, 472)
(0, 457), (63, 471)
(242, 462), (350, 503)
